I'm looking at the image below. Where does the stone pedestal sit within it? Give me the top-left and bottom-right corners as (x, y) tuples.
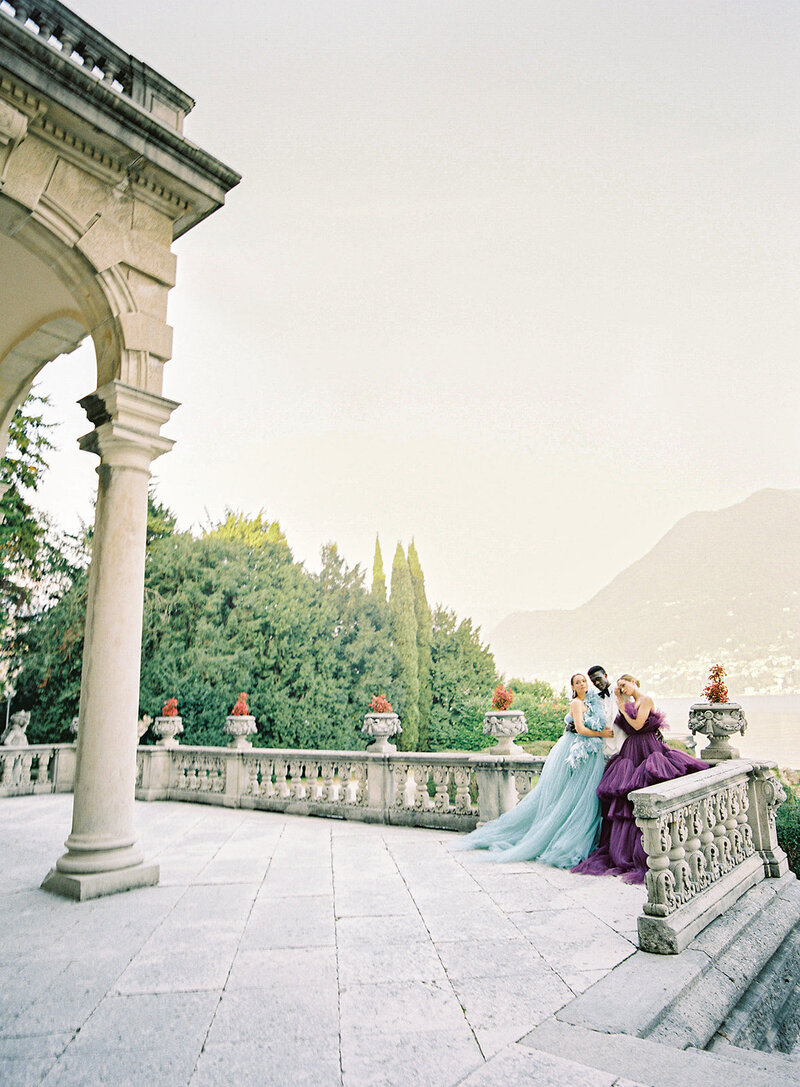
(41, 384), (176, 901)
(362, 712), (402, 754)
(225, 714), (257, 749)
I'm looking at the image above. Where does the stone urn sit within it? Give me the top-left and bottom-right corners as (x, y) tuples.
(153, 715), (184, 748)
(362, 712), (402, 754)
(225, 714), (257, 750)
(483, 710), (529, 757)
(688, 702), (747, 760)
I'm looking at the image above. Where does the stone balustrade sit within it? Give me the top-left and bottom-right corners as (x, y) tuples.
(633, 759), (788, 953)
(135, 745), (546, 831)
(0, 0), (194, 129)
(0, 743), (75, 797)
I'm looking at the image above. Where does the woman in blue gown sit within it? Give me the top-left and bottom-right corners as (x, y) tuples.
(455, 674), (613, 867)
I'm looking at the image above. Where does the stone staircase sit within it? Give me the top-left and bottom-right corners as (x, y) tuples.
(520, 872), (800, 1087)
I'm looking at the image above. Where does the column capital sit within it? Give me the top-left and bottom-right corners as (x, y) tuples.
(78, 380), (180, 470)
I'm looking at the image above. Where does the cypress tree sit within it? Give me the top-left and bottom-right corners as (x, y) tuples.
(371, 535), (386, 602)
(390, 543), (419, 749)
(407, 539), (432, 751)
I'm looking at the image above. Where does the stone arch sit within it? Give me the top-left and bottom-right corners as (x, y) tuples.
(0, 187), (163, 453)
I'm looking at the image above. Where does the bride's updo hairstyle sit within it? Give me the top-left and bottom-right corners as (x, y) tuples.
(570, 673), (586, 697)
(618, 673), (640, 688)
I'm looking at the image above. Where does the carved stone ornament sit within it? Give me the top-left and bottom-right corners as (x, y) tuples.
(0, 100), (28, 146)
(362, 712), (402, 754)
(225, 714), (257, 750)
(137, 714), (153, 740)
(756, 768), (787, 821)
(153, 715), (183, 748)
(2, 709), (30, 747)
(483, 710), (529, 757)
(0, 99), (28, 188)
(688, 702), (747, 760)
(69, 716), (79, 737)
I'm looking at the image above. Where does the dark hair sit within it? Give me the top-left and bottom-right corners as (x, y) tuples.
(570, 673), (586, 697)
(587, 665), (606, 677)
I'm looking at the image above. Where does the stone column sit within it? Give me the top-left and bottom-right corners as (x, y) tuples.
(42, 382), (177, 900)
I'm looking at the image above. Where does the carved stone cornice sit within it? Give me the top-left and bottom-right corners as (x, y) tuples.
(0, 14), (239, 236)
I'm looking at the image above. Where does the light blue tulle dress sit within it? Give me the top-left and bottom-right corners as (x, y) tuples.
(456, 698), (607, 867)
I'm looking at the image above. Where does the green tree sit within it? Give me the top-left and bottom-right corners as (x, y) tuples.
(390, 543), (419, 749)
(505, 677), (570, 744)
(371, 535), (386, 602)
(14, 569), (88, 742)
(146, 488), (177, 547)
(138, 517), (396, 750)
(428, 606), (498, 750)
(315, 543), (393, 729)
(1, 394), (78, 705)
(407, 539), (432, 751)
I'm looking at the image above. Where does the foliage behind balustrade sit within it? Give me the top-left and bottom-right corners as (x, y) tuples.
(1, 396), (84, 720)
(776, 782), (800, 878)
(14, 491), (571, 751)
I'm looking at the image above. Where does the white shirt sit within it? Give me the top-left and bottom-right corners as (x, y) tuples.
(592, 687), (625, 758)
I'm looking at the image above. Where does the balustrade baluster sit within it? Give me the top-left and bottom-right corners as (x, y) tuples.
(322, 763), (337, 803)
(392, 764), (409, 809)
(274, 760), (289, 800)
(349, 763), (366, 805)
(453, 766), (472, 813)
(432, 767), (451, 812)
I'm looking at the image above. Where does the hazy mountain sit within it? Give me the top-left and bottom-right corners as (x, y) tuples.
(489, 489), (800, 697)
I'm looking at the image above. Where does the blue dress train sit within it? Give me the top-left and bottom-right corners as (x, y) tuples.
(456, 699), (607, 867)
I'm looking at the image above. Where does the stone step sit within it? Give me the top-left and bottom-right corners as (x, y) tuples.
(705, 1037), (800, 1072)
(555, 872), (800, 1051)
(648, 873), (800, 1049)
(521, 1019), (800, 1087)
(707, 926), (800, 1053)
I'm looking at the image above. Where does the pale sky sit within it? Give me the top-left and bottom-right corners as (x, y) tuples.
(33, 0), (800, 640)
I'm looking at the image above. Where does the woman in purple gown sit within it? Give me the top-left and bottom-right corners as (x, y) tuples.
(572, 674), (710, 884)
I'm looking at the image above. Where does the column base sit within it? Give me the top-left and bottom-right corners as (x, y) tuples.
(41, 862), (159, 901)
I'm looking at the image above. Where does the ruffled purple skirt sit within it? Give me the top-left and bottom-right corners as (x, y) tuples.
(571, 724), (709, 884)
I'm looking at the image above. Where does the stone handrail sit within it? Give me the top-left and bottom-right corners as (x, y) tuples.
(632, 759), (788, 953)
(0, 743), (75, 797)
(1, 0), (194, 128)
(135, 745), (546, 831)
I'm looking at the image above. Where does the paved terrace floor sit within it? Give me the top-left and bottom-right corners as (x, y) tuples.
(0, 795), (649, 1087)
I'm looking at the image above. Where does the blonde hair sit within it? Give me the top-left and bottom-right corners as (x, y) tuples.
(618, 673), (640, 688)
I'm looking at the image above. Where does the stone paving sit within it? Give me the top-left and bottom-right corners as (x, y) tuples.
(0, 795), (649, 1086)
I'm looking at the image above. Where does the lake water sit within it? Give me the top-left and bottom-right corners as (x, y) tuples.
(659, 695), (800, 770)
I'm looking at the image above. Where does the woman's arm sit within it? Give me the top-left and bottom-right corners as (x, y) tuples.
(616, 694), (653, 731)
(572, 699), (613, 737)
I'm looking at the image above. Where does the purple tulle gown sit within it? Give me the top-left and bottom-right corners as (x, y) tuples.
(571, 702), (709, 884)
